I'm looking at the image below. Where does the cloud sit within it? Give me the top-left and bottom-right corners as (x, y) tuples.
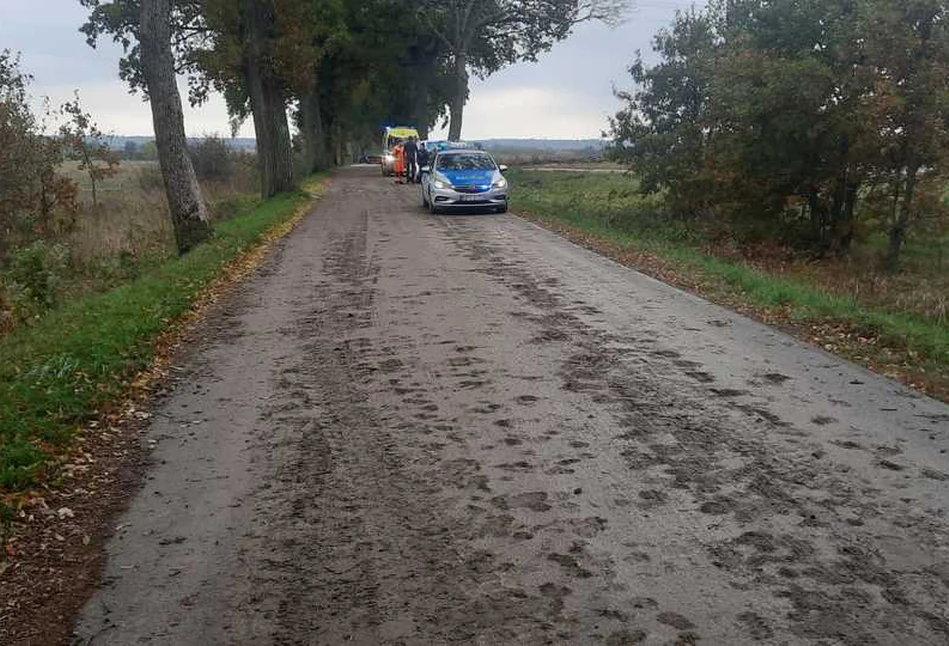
(432, 86), (610, 140)
(31, 78), (255, 139)
(2, 0), (703, 140)
(3, 1), (252, 138)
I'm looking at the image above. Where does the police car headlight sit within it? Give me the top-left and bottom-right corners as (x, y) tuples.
(433, 178), (449, 189)
(492, 177), (507, 189)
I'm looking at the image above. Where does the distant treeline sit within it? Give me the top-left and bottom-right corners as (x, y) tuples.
(105, 136), (606, 159)
(106, 136), (258, 158)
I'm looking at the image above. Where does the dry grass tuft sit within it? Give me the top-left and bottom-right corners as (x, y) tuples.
(1, 160), (259, 334)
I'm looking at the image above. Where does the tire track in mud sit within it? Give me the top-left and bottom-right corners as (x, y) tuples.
(358, 207), (655, 642)
(253, 204), (563, 643)
(440, 219), (949, 644)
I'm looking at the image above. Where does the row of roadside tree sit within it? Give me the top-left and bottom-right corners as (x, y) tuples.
(80, 0), (626, 254)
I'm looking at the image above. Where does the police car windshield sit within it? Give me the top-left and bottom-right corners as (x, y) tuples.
(436, 153), (496, 171)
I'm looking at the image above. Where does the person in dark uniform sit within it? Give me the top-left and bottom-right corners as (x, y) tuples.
(403, 136), (419, 184)
(417, 142), (430, 180)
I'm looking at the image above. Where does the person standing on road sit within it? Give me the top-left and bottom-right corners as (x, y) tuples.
(417, 142), (430, 180)
(403, 136), (419, 184)
(393, 143), (405, 183)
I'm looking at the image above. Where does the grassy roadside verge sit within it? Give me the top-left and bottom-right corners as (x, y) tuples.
(0, 178), (327, 495)
(509, 169), (949, 403)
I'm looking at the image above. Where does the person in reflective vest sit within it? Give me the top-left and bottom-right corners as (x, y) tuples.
(393, 143), (406, 182)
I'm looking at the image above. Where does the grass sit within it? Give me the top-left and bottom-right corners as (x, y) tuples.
(1, 161), (262, 335)
(58, 161), (175, 260)
(509, 169), (949, 398)
(59, 160), (260, 263)
(0, 180), (323, 493)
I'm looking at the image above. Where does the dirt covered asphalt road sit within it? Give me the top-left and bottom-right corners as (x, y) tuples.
(75, 166), (949, 645)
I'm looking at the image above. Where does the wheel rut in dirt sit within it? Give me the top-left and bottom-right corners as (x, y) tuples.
(439, 219), (949, 643)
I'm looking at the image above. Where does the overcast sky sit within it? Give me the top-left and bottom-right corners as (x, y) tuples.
(0, 0), (703, 140)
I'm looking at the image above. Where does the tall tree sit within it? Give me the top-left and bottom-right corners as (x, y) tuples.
(242, 0), (294, 196)
(705, 0), (873, 253)
(859, 0), (949, 270)
(273, 0), (346, 174)
(82, 0), (296, 198)
(139, 0), (212, 253)
(417, 0), (626, 140)
(308, 0), (451, 159)
(386, 27), (451, 139)
(195, 0), (296, 196)
(609, 8), (719, 217)
(80, 0), (207, 97)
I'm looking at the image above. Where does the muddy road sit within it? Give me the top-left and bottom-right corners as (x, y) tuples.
(75, 166), (949, 645)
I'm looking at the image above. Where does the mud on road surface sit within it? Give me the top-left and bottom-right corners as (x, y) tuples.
(74, 166), (949, 645)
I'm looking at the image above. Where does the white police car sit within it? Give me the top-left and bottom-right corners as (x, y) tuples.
(420, 149), (509, 214)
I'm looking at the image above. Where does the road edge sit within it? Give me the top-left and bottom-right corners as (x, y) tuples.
(511, 208), (949, 405)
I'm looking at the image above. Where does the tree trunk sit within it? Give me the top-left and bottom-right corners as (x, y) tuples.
(834, 180), (859, 256)
(410, 55), (435, 140)
(334, 121), (344, 166)
(827, 174), (853, 256)
(244, 0), (294, 198)
(300, 88), (329, 174)
(807, 189), (823, 245)
(413, 80), (430, 140)
(448, 51), (467, 141)
(139, 0), (211, 254)
(827, 135), (855, 256)
(81, 147), (99, 207)
(886, 165), (919, 272)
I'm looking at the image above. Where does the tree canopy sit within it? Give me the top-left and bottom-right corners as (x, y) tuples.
(81, 0), (463, 191)
(416, 0), (627, 139)
(610, 0), (949, 269)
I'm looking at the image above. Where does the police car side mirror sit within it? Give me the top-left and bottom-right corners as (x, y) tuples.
(499, 165), (508, 173)
(421, 166), (431, 174)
